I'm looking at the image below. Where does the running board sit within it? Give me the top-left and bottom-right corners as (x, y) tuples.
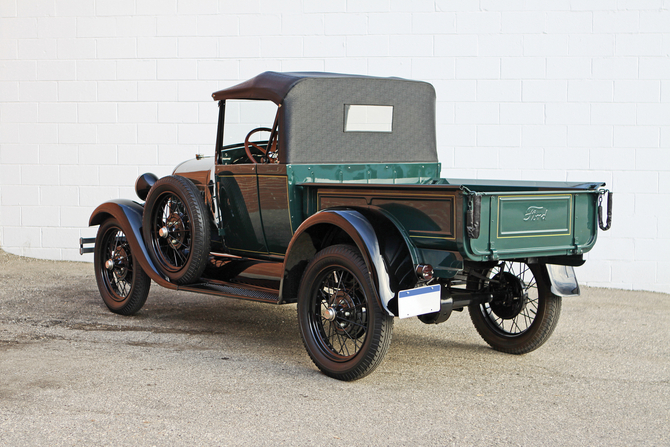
(178, 281), (280, 304)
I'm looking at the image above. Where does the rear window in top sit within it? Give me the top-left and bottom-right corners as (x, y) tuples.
(344, 105), (393, 132)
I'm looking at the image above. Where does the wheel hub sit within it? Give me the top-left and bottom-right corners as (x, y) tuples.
(107, 247), (129, 280)
(323, 290), (365, 337)
(333, 290), (355, 313)
(165, 213), (186, 248)
(489, 271), (527, 319)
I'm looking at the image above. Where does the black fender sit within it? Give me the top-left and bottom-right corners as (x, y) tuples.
(354, 206), (421, 288)
(544, 264), (580, 296)
(89, 199), (176, 290)
(282, 209), (396, 316)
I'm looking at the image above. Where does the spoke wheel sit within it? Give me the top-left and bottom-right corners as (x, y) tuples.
(298, 245), (393, 381)
(152, 193), (191, 270)
(468, 262), (561, 354)
(94, 219), (150, 315)
(143, 175), (210, 285)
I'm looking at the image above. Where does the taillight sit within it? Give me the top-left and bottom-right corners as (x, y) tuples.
(415, 264), (434, 281)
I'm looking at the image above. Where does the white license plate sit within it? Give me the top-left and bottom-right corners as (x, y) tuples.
(397, 285), (441, 319)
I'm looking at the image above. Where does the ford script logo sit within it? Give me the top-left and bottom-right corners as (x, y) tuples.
(524, 206), (548, 221)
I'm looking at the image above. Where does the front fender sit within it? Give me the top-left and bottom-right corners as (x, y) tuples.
(282, 209), (395, 316)
(89, 199), (176, 290)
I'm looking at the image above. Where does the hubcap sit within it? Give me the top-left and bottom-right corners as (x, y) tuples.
(321, 302), (337, 321)
(165, 213), (186, 248)
(105, 259), (114, 270)
(158, 226), (169, 238)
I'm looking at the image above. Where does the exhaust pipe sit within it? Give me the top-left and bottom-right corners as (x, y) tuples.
(418, 289), (492, 325)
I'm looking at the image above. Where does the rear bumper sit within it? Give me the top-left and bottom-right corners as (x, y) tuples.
(79, 237), (95, 255)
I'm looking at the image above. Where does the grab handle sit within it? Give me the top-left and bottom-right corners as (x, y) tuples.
(598, 191), (613, 231)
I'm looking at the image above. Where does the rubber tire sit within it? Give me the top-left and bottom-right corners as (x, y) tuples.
(297, 245), (394, 381)
(94, 218), (151, 315)
(142, 175), (210, 285)
(468, 263), (562, 354)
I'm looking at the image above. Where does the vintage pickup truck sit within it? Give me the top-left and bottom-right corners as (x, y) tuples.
(81, 72), (612, 381)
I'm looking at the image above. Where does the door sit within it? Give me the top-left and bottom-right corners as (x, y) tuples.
(257, 164), (293, 256)
(216, 164), (267, 255)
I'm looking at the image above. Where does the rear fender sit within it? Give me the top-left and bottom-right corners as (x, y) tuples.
(355, 206), (421, 275)
(282, 210), (395, 316)
(543, 264), (580, 297)
(89, 199), (176, 290)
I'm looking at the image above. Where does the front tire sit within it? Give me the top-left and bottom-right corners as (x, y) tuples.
(143, 175), (210, 285)
(468, 262), (561, 354)
(94, 219), (150, 315)
(297, 245), (394, 381)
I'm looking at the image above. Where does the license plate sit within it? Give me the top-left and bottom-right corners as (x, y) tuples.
(397, 285), (441, 319)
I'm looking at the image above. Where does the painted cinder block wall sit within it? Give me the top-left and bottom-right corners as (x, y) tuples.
(0, 1), (668, 292)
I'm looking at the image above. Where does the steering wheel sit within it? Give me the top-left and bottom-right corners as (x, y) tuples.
(244, 127), (273, 164)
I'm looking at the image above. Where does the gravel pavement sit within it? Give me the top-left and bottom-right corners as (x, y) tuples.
(0, 249), (668, 446)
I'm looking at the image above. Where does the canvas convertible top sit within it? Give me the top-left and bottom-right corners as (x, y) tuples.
(212, 71), (417, 103)
(212, 72), (439, 164)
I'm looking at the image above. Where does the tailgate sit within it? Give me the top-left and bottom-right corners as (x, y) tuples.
(463, 189), (602, 261)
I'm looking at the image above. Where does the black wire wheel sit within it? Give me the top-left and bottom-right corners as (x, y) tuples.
(468, 262), (561, 354)
(94, 218), (150, 315)
(297, 245), (394, 381)
(142, 175), (210, 285)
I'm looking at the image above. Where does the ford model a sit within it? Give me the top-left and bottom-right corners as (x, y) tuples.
(81, 72), (612, 381)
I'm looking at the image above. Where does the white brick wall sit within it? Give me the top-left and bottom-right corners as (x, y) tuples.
(1, 0), (668, 292)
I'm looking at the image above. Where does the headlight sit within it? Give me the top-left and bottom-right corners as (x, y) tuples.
(135, 173), (158, 201)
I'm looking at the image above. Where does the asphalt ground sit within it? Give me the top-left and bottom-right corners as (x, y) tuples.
(0, 249), (668, 446)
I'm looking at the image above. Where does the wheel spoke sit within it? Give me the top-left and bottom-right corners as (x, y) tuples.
(318, 289), (330, 304)
(526, 277), (537, 290)
(340, 336), (350, 357)
(334, 270), (343, 291)
(310, 266), (370, 359)
(336, 317), (367, 331)
(340, 324), (363, 344)
(173, 247), (187, 264)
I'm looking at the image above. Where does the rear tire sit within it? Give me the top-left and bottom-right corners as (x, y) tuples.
(468, 262), (561, 354)
(297, 245), (393, 381)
